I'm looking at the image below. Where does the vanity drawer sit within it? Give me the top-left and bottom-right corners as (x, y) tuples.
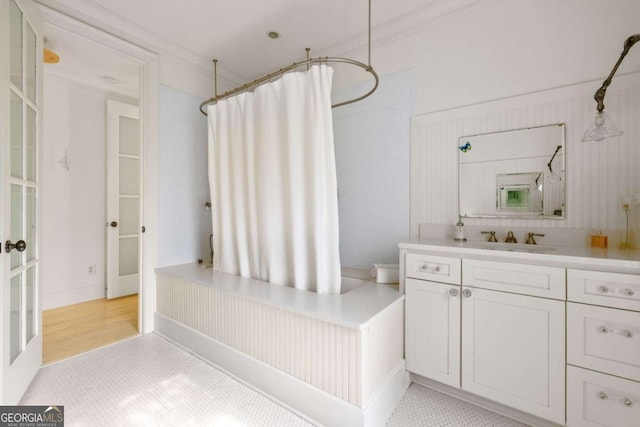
(462, 259), (565, 299)
(567, 365), (640, 427)
(568, 302), (640, 381)
(405, 253), (461, 285)
(568, 269), (640, 311)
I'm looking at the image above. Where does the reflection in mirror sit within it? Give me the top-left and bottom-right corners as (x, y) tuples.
(459, 124), (565, 219)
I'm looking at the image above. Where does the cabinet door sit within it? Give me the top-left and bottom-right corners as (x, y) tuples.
(461, 287), (565, 424)
(405, 278), (460, 387)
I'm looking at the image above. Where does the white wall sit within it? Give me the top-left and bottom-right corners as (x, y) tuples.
(41, 74), (137, 309)
(156, 85), (211, 267)
(332, 0), (640, 247)
(333, 69), (415, 268)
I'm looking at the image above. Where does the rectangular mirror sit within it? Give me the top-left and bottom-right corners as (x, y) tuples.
(459, 123), (565, 219)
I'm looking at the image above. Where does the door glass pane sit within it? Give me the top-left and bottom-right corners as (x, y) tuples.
(119, 157), (139, 195)
(119, 237), (139, 276)
(26, 106), (36, 181)
(10, 274), (22, 363)
(119, 197), (139, 236)
(26, 187), (36, 261)
(11, 91), (23, 179)
(26, 267), (36, 344)
(11, 185), (23, 270)
(119, 117), (140, 156)
(10, 0), (23, 89)
(26, 23), (36, 102)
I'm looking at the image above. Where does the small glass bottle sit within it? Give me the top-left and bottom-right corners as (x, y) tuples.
(454, 215), (467, 241)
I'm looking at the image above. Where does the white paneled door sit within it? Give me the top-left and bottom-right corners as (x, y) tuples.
(106, 100), (141, 299)
(0, 0), (43, 404)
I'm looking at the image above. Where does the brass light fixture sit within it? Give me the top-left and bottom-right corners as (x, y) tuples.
(581, 33), (640, 142)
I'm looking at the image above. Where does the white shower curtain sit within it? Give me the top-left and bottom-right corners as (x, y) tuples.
(207, 65), (341, 294)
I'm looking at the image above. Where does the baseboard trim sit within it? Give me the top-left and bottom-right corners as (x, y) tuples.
(43, 284), (105, 310)
(410, 373), (564, 427)
(155, 313), (408, 427)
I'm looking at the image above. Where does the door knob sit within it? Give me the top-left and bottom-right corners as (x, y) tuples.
(5, 240), (26, 253)
(110, 221), (118, 227)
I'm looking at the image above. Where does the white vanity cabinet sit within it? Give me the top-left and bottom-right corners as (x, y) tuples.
(567, 269), (640, 427)
(460, 286), (565, 424)
(403, 251), (566, 424)
(405, 254), (461, 387)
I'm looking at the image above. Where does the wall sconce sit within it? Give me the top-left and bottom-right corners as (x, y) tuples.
(582, 33), (639, 142)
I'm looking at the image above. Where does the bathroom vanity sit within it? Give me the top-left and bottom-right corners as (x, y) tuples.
(399, 239), (640, 427)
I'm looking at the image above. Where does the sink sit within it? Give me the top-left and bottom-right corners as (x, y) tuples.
(467, 242), (557, 253)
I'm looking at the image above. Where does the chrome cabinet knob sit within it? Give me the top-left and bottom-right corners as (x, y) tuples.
(110, 221), (118, 227)
(462, 289), (472, 298)
(623, 330), (633, 338)
(449, 288), (459, 297)
(599, 326), (609, 334)
(599, 285), (609, 293)
(435, 266), (441, 272)
(624, 288), (635, 296)
(623, 398), (633, 407)
(599, 391), (608, 400)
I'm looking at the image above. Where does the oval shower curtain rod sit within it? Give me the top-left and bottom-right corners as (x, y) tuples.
(199, 0), (378, 115)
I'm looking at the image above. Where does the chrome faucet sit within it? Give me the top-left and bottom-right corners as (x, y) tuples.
(505, 231), (517, 243)
(525, 232), (545, 245)
(481, 231), (498, 242)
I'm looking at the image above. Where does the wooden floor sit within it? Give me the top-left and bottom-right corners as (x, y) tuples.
(43, 294), (139, 364)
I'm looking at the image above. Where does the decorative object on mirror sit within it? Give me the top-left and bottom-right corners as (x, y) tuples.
(590, 231), (608, 249)
(454, 215), (466, 241)
(481, 230), (498, 242)
(582, 33), (640, 142)
(459, 141), (472, 152)
(459, 124), (565, 219)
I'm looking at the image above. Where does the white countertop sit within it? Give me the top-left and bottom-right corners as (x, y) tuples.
(399, 238), (640, 274)
(155, 263), (404, 330)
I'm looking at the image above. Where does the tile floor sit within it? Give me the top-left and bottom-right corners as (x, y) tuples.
(21, 334), (527, 426)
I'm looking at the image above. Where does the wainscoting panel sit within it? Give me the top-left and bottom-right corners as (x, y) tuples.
(156, 274), (405, 409)
(411, 72), (640, 235)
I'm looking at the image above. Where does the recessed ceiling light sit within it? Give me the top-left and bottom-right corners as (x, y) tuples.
(267, 31), (280, 39)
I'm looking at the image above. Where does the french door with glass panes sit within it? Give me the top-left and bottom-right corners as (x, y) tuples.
(1, 0), (43, 404)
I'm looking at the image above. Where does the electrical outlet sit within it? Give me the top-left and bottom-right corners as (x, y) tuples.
(88, 265), (96, 275)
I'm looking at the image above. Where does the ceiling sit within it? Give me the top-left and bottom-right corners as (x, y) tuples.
(43, 22), (140, 97)
(37, 0), (496, 88)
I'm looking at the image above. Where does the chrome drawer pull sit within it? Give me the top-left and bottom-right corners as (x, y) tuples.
(599, 285), (609, 293)
(449, 288), (459, 297)
(624, 398), (633, 407)
(599, 391), (608, 400)
(599, 325), (609, 334)
(624, 288), (635, 297)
